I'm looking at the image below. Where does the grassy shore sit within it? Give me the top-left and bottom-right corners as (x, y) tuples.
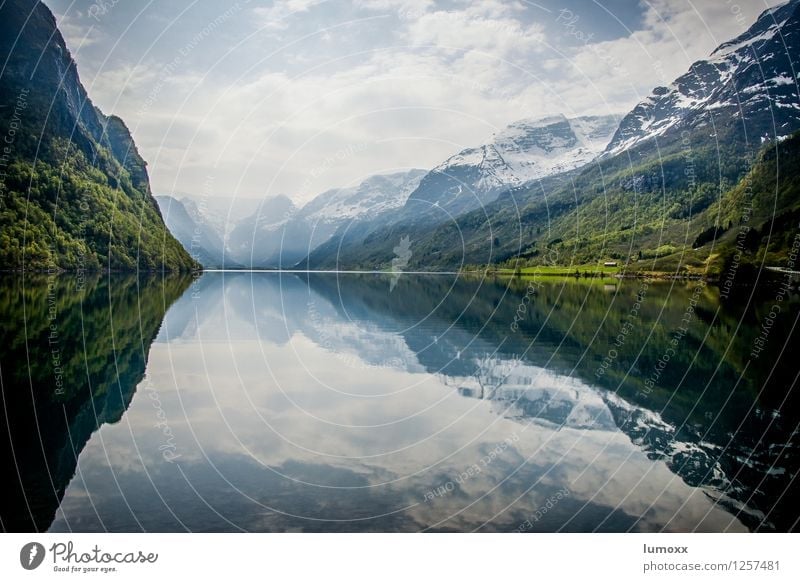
(461, 262), (712, 280)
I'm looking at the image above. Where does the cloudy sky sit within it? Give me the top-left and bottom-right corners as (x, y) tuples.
(45, 0), (783, 203)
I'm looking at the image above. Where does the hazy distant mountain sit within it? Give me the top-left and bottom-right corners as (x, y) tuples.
(300, 169), (426, 225)
(224, 195), (296, 267)
(155, 196), (241, 268)
(295, 169), (426, 254)
(216, 170), (425, 268)
(178, 195), (262, 234)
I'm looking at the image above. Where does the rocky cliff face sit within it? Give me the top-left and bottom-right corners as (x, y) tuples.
(605, 0), (800, 157)
(0, 0), (195, 271)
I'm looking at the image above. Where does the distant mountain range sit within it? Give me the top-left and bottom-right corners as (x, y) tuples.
(301, 0), (800, 274)
(155, 195), (241, 268)
(0, 0), (194, 271)
(158, 169), (426, 268)
(162, 113), (620, 269)
(5, 0), (799, 276)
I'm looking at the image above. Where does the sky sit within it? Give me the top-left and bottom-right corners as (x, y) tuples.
(44, 0), (784, 204)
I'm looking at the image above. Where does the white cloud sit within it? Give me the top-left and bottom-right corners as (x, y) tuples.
(354, 0), (435, 16)
(546, 0), (785, 115)
(50, 0), (787, 202)
(407, 9), (546, 59)
(253, 0), (321, 31)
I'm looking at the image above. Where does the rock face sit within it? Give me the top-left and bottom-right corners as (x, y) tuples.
(605, 0), (800, 157)
(404, 114), (619, 217)
(0, 0), (195, 271)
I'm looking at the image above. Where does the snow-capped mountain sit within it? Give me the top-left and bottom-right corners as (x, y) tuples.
(300, 169), (426, 224)
(404, 113), (620, 217)
(221, 170), (426, 268)
(605, 0), (800, 156)
(294, 169), (427, 252)
(493, 114), (622, 182)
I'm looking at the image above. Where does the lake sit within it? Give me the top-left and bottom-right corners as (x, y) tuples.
(1, 271), (798, 532)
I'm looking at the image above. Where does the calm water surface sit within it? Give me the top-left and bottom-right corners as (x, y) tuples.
(1, 272), (798, 532)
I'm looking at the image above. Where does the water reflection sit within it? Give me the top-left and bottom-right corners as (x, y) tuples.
(1, 272), (797, 532)
(0, 273), (191, 531)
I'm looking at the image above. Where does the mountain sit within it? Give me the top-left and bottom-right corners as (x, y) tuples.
(155, 196), (241, 268)
(182, 195), (261, 251)
(0, 0), (195, 271)
(305, 1), (800, 273)
(705, 130), (800, 276)
(299, 169), (426, 227)
(220, 170), (425, 268)
(226, 195), (302, 267)
(403, 114), (619, 218)
(302, 115), (619, 269)
(606, 0), (800, 157)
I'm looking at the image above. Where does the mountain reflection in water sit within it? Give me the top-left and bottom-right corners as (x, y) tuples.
(1, 272), (797, 532)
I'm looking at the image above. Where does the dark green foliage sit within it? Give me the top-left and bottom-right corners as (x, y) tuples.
(0, 0), (196, 272)
(0, 141), (195, 271)
(693, 225), (726, 249)
(0, 272), (192, 530)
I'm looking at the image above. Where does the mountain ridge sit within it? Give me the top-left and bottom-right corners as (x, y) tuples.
(0, 0), (195, 271)
(302, 2), (800, 273)
(161, 169), (426, 268)
(402, 113), (620, 219)
(605, 0), (800, 157)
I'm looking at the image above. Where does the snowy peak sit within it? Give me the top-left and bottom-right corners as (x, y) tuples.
(711, 0), (798, 59)
(300, 169), (426, 224)
(408, 114), (619, 216)
(432, 143), (520, 193)
(179, 197), (224, 235)
(495, 114), (619, 182)
(437, 114), (618, 182)
(222, 170), (426, 268)
(493, 114), (578, 156)
(252, 195), (297, 228)
(605, 0), (800, 156)
(570, 115), (626, 147)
